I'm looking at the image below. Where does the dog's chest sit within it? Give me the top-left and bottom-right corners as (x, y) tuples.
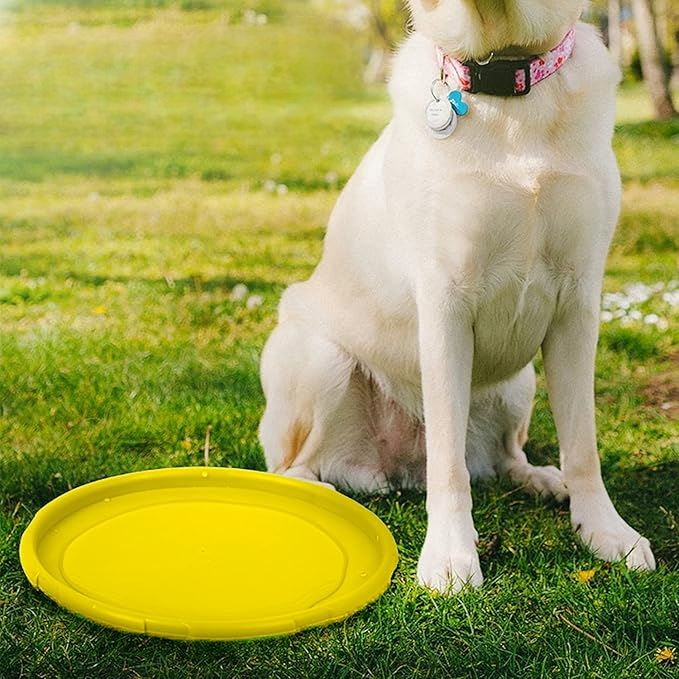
(432, 168), (594, 382)
(471, 256), (558, 383)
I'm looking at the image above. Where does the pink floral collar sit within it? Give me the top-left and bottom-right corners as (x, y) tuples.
(436, 28), (576, 97)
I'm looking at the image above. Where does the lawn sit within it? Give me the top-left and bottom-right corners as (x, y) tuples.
(0, 2), (677, 677)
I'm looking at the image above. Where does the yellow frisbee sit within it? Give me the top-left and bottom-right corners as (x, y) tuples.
(19, 467), (398, 640)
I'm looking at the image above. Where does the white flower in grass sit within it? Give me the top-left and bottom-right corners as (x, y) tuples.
(246, 295), (263, 309)
(602, 292), (629, 309)
(263, 179), (276, 193)
(624, 282), (652, 304)
(243, 9), (268, 25)
(231, 283), (248, 301)
(602, 280), (677, 327)
(662, 290), (679, 307)
(276, 183), (289, 196)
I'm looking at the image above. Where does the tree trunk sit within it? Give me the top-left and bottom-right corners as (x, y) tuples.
(608, 0), (622, 67)
(364, 46), (389, 84)
(669, 0), (679, 87)
(631, 0), (677, 119)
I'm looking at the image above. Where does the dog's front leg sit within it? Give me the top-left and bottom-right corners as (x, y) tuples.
(416, 285), (482, 593)
(542, 301), (656, 570)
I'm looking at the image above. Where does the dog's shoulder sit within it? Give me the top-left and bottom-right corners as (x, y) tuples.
(565, 22), (621, 91)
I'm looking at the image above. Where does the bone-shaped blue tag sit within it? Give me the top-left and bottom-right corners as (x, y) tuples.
(447, 90), (468, 116)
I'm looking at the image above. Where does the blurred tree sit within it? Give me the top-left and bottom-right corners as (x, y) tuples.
(313, 0), (409, 83)
(665, 0), (679, 86)
(630, 0), (676, 118)
(363, 0), (410, 83)
(609, 0), (622, 66)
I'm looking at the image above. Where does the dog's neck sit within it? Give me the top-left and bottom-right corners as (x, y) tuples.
(450, 21), (575, 62)
(460, 1), (578, 55)
(437, 27), (576, 97)
(410, 1), (584, 63)
(488, 26), (572, 59)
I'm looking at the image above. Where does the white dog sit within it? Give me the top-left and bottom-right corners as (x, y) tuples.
(258, 0), (656, 592)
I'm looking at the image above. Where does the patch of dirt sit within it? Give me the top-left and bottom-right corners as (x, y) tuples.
(640, 353), (679, 420)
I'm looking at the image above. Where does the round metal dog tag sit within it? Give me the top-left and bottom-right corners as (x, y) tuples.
(426, 99), (457, 139)
(426, 99), (453, 130)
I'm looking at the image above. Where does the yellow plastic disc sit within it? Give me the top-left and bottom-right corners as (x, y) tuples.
(19, 467), (398, 640)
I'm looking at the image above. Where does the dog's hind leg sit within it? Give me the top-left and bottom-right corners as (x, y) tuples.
(494, 364), (568, 501)
(258, 320), (387, 493)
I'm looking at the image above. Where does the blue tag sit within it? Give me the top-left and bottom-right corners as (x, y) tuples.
(447, 90), (468, 116)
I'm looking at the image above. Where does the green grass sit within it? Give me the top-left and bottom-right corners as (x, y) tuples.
(1, 2), (678, 678)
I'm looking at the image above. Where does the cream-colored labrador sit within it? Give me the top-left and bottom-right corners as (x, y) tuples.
(259, 0), (656, 592)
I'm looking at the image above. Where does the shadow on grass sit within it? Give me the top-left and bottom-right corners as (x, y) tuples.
(68, 273), (284, 296)
(607, 460), (679, 564)
(0, 260), (285, 301)
(1, 419), (676, 679)
(615, 118), (679, 139)
(340, 453), (678, 572)
(0, 250), (309, 297)
(0, 344), (265, 512)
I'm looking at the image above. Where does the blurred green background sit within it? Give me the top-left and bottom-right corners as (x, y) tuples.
(0, 2), (677, 678)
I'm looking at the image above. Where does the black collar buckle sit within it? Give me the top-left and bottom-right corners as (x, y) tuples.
(466, 58), (532, 97)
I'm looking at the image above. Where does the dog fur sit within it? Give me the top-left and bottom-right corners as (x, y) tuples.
(258, 0), (656, 592)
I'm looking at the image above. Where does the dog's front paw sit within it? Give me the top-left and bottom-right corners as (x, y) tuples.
(581, 524), (656, 571)
(571, 494), (656, 571)
(417, 542), (483, 593)
(416, 525), (483, 594)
